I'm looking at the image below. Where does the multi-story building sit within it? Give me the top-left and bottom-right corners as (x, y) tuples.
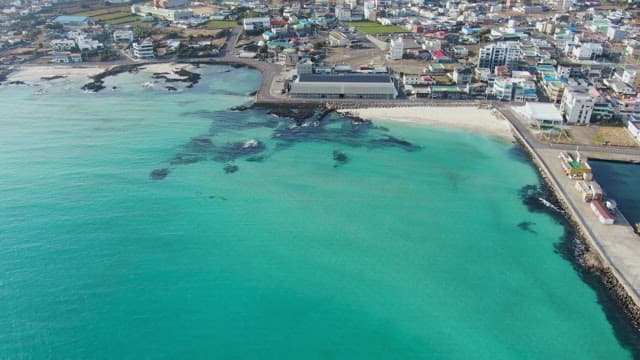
(153, 0), (188, 8)
(133, 38), (154, 59)
(242, 17), (271, 31)
(562, 87), (594, 124)
(477, 42), (521, 71)
(389, 37), (404, 60)
(113, 30), (134, 43)
(621, 67), (640, 90)
(493, 77), (537, 102)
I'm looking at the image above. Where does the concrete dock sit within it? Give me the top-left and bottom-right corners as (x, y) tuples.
(498, 106), (640, 311)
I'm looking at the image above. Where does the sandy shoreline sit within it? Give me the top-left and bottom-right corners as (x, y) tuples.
(338, 106), (514, 140)
(5, 62), (196, 83)
(7, 65), (108, 82)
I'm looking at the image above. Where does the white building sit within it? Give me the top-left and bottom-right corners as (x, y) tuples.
(243, 17), (270, 31)
(50, 39), (76, 51)
(113, 30), (134, 43)
(569, 42), (603, 60)
(516, 102), (563, 127)
(130, 4), (192, 21)
(422, 39), (441, 51)
(76, 38), (103, 51)
(621, 67), (640, 89)
(561, 87), (594, 124)
(389, 36), (404, 60)
(133, 38), (154, 58)
(477, 42), (521, 71)
(627, 118), (640, 142)
(335, 5), (351, 21)
(328, 31), (349, 47)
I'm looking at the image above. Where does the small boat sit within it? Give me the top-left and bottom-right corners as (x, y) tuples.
(141, 81), (154, 88)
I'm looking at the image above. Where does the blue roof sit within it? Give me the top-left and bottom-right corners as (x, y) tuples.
(54, 15), (92, 23)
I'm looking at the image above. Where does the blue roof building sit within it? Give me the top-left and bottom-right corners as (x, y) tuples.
(53, 15), (95, 26)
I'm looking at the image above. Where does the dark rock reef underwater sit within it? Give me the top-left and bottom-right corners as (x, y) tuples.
(81, 64), (202, 93)
(150, 104), (421, 180)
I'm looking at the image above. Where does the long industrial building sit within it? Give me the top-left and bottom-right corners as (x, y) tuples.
(289, 74), (398, 99)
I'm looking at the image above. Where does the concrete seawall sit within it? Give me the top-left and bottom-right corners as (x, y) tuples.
(498, 107), (640, 326)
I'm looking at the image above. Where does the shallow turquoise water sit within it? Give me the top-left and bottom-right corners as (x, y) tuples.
(0, 66), (635, 358)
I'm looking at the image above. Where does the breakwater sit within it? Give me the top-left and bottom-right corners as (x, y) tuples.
(501, 107), (640, 333)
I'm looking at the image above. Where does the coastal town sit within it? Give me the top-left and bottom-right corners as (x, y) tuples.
(3, 0), (640, 334)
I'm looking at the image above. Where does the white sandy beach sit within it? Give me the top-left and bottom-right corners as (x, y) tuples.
(7, 65), (107, 82)
(339, 106), (513, 140)
(6, 62), (195, 83)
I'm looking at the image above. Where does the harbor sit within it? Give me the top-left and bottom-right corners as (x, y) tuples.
(499, 105), (640, 323)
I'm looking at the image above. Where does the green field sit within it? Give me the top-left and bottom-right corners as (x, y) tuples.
(73, 6), (130, 17)
(206, 20), (237, 29)
(104, 15), (140, 25)
(93, 11), (133, 21)
(349, 21), (408, 34)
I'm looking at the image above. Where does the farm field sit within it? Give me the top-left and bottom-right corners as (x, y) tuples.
(349, 21), (408, 34)
(72, 6), (140, 26)
(206, 20), (237, 29)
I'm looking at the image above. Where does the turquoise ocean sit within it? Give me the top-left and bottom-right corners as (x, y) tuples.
(1, 65), (638, 358)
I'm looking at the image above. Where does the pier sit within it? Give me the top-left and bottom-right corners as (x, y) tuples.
(497, 105), (640, 316)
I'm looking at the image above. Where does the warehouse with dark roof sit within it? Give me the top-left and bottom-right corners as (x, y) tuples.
(289, 74), (398, 99)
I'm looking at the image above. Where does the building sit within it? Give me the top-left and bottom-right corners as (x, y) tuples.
(628, 116), (640, 143)
(296, 59), (313, 75)
(50, 39), (76, 51)
(133, 38), (154, 59)
(389, 37), (403, 60)
(575, 180), (603, 202)
(590, 200), (615, 225)
(493, 77), (537, 102)
(131, 4), (192, 21)
(53, 15), (94, 26)
(328, 31), (349, 47)
(451, 67), (472, 85)
(243, 17), (270, 31)
(153, 0), (188, 8)
(289, 74), (398, 99)
(559, 151), (593, 180)
(569, 42), (603, 60)
(561, 87), (594, 124)
(516, 102), (563, 127)
(113, 30), (134, 43)
(621, 67), (640, 90)
(335, 5), (352, 21)
(477, 42), (521, 71)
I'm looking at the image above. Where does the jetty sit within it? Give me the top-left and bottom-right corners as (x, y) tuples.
(496, 104), (640, 320)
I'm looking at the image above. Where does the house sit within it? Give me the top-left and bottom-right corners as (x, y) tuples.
(133, 38), (154, 58)
(451, 67), (472, 85)
(243, 17), (270, 31)
(50, 39), (76, 51)
(113, 30), (134, 43)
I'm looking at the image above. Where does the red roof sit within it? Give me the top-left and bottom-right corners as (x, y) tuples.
(592, 200), (614, 219)
(433, 50), (448, 58)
